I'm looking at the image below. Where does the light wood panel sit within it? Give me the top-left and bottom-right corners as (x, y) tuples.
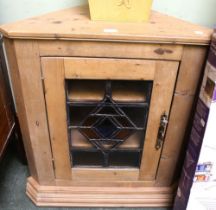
(4, 39), (55, 185)
(4, 39), (38, 178)
(175, 46), (208, 95)
(67, 80), (105, 101)
(139, 61), (179, 180)
(156, 94), (194, 186)
(41, 58), (71, 180)
(39, 41), (184, 61)
(112, 81), (147, 102)
(72, 168), (139, 181)
(156, 46), (208, 186)
(64, 57), (155, 80)
(27, 177), (174, 207)
(55, 179), (157, 187)
(55, 179), (156, 187)
(0, 6), (212, 45)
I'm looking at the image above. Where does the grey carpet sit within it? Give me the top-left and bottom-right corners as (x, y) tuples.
(0, 147), (170, 210)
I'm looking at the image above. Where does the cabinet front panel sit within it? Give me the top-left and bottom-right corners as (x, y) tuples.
(39, 41), (184, 61)
(64, 57), (155, 80)
(42, 57), (179, 182)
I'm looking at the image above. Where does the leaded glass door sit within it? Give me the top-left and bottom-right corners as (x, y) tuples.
(42, 57), (178, 181)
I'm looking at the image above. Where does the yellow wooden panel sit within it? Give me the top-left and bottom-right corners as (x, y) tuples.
(88, 0), (153, 22)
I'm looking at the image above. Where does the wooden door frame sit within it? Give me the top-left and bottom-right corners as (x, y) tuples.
(42, 57), (179, 182)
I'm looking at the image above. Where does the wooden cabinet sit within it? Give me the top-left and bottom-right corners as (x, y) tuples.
(0, 6), (212, 207)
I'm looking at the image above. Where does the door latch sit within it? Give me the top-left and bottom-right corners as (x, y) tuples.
(155, 113), (168, 150)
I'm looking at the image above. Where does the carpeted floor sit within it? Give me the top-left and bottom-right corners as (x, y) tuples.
(0, 147), (171, 210)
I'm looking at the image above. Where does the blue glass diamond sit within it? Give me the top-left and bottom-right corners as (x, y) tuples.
(94, 118), (118, 139)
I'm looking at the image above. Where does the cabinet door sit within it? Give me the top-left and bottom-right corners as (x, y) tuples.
(42, 57), (178, 182)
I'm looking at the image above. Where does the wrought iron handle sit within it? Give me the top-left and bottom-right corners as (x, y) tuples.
(155, 113), (168, 150)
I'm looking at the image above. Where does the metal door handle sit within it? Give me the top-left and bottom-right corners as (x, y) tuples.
(155, 113), (168, 150)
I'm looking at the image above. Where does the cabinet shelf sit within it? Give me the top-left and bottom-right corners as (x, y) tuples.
(70, 129), (143, 149)
(67, 80), (148, 102)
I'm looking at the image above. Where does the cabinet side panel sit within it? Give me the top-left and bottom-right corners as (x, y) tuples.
(176, 46), (208, 96)
(156, 46), (208, 186)
(5, 39), (55, 185)
(4, 38), (38, 179)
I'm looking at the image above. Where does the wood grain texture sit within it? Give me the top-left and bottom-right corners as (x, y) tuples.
(156, 46), (208, 186)
(39, 41), (183, 61)
(0, 6), (212, 44)
(64, 57), (155, 80)
(156, 94), (194, 186)
(55, 179), (156, 187)
(42, 58), (72, 180)
(72, 168), (139, 181)
(4, 38), (38, 179)
(4, 39), (55, 185)
(26, 177), (174, 207)
(139, 61), (179, 180)
(175, 46), (208, 96)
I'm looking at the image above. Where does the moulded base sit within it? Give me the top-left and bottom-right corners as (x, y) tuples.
(26, 177), (175, 207)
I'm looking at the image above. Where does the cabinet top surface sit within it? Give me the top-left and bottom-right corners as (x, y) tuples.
(0, 6), (212, 45)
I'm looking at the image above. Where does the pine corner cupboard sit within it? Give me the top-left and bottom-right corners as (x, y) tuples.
(0, 6), (212, 208)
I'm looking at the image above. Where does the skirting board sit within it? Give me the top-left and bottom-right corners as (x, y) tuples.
(26, 177), (175, 207)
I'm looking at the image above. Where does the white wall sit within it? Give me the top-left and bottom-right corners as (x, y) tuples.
(0, 0), (216, 27)
(153, 0), (216, 28)
(0, 0), (87, 24)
